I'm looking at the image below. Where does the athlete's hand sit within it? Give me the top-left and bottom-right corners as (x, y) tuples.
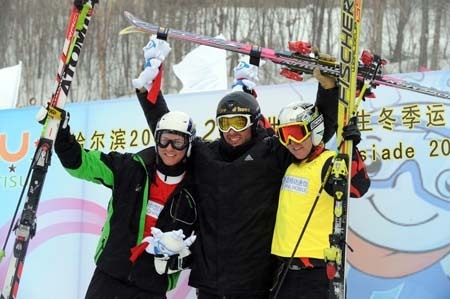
(231, 61), (259, 97)
(313, 67), (336, 90)
(342, 117), (361, 145)
(132, 37), (171, 91)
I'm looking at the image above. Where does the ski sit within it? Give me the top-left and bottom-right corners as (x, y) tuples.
(120, 10), (450, 100)
(324, 1), (363, 298)
(0, 1), (97, 298)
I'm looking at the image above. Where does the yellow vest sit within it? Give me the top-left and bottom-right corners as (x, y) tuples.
(271, 150), (335, 258)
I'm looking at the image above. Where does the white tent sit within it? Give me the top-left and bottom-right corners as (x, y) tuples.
(0, 62), (22, 110)
(173, 35), (227, 93)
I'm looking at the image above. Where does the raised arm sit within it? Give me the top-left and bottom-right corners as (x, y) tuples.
(133, 37), (172, 135)
(54, 109), (120, 188)
(313, 68), (338, 144)
(232, 60), (276, 135)
(137, 90), (169, 135)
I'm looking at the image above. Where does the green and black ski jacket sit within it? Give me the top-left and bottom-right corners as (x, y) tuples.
(55, 131), (197, 295)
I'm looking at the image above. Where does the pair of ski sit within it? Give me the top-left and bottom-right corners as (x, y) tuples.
(120, 11), (450, 101)
(0, 1), (97, 298)
(120, 4), (448, 299)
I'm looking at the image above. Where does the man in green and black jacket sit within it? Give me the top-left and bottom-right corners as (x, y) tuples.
(55, 109), (198, 299)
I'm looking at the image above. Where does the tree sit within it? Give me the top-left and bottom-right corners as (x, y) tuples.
(430, 0), (446, 69)
(418, 0), (429, 68)
(2, 0), (449, 108)
(369, 0), (385, 56)
(391, 0), (415, 70)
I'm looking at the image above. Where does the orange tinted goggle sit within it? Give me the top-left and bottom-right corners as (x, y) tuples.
(277, 122), (311, 146)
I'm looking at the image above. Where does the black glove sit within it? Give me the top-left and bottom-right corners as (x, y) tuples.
(342, 117), (361, 146)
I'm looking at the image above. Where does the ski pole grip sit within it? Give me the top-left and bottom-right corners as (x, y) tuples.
(249, 46), (261, 67)
(75, 0), (99, 8)
(157, 27), (169, 41)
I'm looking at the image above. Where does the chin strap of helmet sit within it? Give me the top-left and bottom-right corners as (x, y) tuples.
(306, 142), (325, 162)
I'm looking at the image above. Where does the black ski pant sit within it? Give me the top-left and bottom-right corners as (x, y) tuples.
(85, 267), (166, 299)
(197, 288), (270, 299)
(270, 262), (328, 299)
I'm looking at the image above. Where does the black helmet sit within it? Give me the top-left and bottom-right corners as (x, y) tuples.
(216, 91), (261, 123)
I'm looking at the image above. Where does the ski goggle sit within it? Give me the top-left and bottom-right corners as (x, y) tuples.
(156, 131), (189, 151)
(277, 122), (311, 146)
(216, 114), (253, 133)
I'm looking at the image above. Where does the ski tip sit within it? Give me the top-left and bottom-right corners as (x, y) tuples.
(0, 249), (5, 262)
(123, 11), (136, 23)
(119, 26), (147, 36)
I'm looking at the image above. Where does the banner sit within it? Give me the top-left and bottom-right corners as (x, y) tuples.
(0, 62), (22, 110)
(0, 70), (449, 298)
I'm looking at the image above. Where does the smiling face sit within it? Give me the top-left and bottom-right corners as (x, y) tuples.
(157, 132), (188, 166)
(347, 121), (450, 278)
(222, 127), (252, 147)
(286, 136), (313, 160)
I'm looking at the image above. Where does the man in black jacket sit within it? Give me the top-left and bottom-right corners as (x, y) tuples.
(54, 108), (198, 299)
(135, 39), (339, 299)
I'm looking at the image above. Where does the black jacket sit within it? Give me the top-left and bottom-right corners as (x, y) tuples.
(137, 85), (338, 295)
(55, 128), (197, 295)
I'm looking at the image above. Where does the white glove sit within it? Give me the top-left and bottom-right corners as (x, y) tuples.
(132, 36), (171, 90)
(231, 61), (259, 93)
(142, 227), (196, 257)
(36, 103), (70, 130)
(142, 227), (196, 275)
(36, 104), (49, 124)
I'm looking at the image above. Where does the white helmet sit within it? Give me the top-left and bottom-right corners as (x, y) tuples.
(155, 111), (196, 157)
(278, 102), (324, 146)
